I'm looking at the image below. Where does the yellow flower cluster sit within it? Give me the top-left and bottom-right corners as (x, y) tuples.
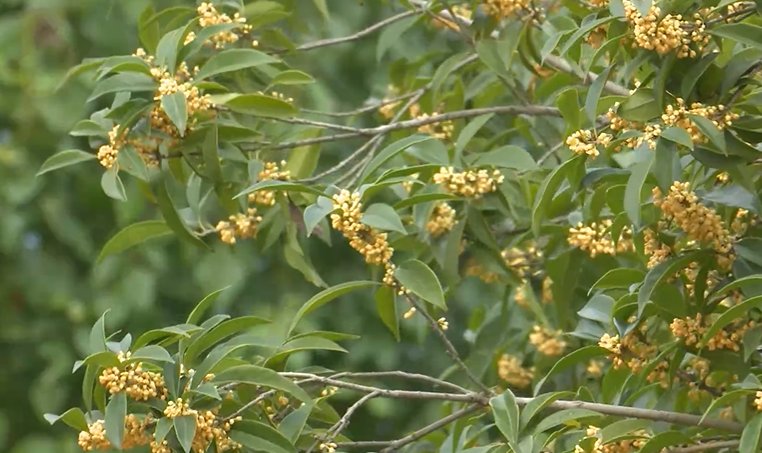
(731, 208), (754, 236)
(248, 161), (291, 206)
(409, 104), (454, 140)
(98, 353), (167, 401)
(599, 329), (668, 384)
(194, 2), (252, 48)
(433, 4), (473, 31)
(78, 415), (154, 452)
(501, 244), (542, 279)
(497, 354), (534, 389)
(330, 190), (401, 290)
(653, 182), (734, 270)
(433, 166), (504, 198)
(378, 85), (401, 120)
(151, 66), (214, 137)
(464, 258), (500, 283)
(484, 0), (531, 18)
(575, 425), (648, 453)
(623, 0), (708, 58)
(565, 129), (612, 158)
(215, 208), (262, 245)
(662, 98), (738, 144)
(670, 313), (754, 351)
(163, 399), (240, 452)
(755, 391), (762, 411)
(643, 227), (672, 268)
(97, 126), (129, 169)
(426, 202), (457, 237)
(319, 442), (338, 453)
(568, 219), (634, 257)
(585, 25), (608, 49)
(529, 325), (567, 356)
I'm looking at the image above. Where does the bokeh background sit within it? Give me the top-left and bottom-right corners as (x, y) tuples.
(0, 1), (505, 451)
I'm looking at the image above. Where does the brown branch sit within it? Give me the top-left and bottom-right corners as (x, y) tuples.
(404, 295), (493, 395)
(291, 11), (419, 52)
(668, 440), (740, 452)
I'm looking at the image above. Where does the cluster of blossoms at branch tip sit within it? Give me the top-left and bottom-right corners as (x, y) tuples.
(565, 129), (612, 158)
(163, 398), (241, 452)
(599, 327), (669, 385)
(670, 313), (755, 351)
(755, 391), (762, 411)
(529, 325), (567, 356)
(575, 425), (648, 453)
(378, 85), (401, 120)
(502, 243), (543, 279)
(78, 414), (154, 451)
(97, 125), (129, 169)
(497, 354), (534, 389)
(192, 2), (252, 48)
(98, 351), (167, 400)
(643, 227), (672, 269)
(433, 166), (504, 198)
(330, 190), (404, 293)
(150, 63), (214, 137)
(409, 104), (454, 140)
(623, 0), (709, 58)
(248, 160), (291, 206)
(568, 219), (634, 257)
(216, 208), (262, 244)
(653, 182), (735, 270)
(483, 0), (532, 19)
(319, 442), (338, 453)
(661, 98), (738, 144)
(437, 317), (449, 330)
(426, 202), (457, 237)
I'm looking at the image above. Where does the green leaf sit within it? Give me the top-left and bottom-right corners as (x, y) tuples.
(37, 150), (96, 176)
(185, 316), (271, 363)
(600, 419), (651, 443)
(556, 88), (582, 132)
(221, 93), (298, 117)
(534, 408), (600, 433)
(154, 417), (173, 443)
(235, 180), (324, 200)
(130, 345), (175, 363)
(519, 392), (573, 431)
(585, 66), (611, 125)
(304, 197), (335, 237)
(394, 259), (446, 309)
(702, 295), (762, 345)
(377, 15), (418, 61)
(96, 220), (172, 264)
(375, 285), (399, 341)
(534, 346), (608, 395)
(174, 415), (196, 453)
(591, 269), (645, 291)
(155, 24), (191, 72)
(624, 155), (653, 227)
(101, 168), (127, 202)
(287, 281), (378, 335)
(104, 391), (126, 448)
(639, 431), (693, 453)
(660, 127), (694, 150)
(360, 135), (433, 184)
(578, 295), (615, 323)
(44, 408), (89, 432)
(713, 275), (762, 299)
(455, 113), (494, 161)
(195, 49), (279, 81)
(279, 403), (313, 443)
(87, 73), (156, 102)
(637, 251), (706, 318)
(70, 120), (107, 137)
(741, 413), (762, 452)
(230, 421), (296, 453)
(711, 23), (762, 51)
(89, 311), (109, 354)
(271, 69), (315, 86)
(394, 193), (459, 209)
(312, 0), (329, 19)
(700, 389), (754, 423)
(361, 203), (407, 234)
(532, 156), (583, 236)
(132, 324), (201, 350)
(213, 365), (311, 402)
(160, 91), (187, 136)
(689, 114), (726, 152)
(187, 287), (230, 325)
(154, 177), (208, 250)
(490, 391), (520, 444)
(202, 124), (223, 184)
(619, 91), (659, 122)
(466, 145), (537, 170)
(265, 336), (347, 368)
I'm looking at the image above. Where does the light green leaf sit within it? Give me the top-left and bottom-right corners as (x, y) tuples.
(585, 66), (611, 125)
(154, 177), (209, 250)
(230, 420), (297, 453)
(304, 197), (334, 237)
(534, 346), (608, 395)
(174, 415), (196, 453)
(221, 93), (298, 117)
(360, 135), (433, 184)
(271, 69), (315, 86)
(394, 259), (446, 309)
(44, 408), (89, 432)
(161, 91), (187, 136)
(195, 49), (279, 81)
(741, 413), (762, 452)
(213, 365), (311, 402)
(187, 287), (230, 325)
(591, 268), (645, 291)
(394, 193), (459, 209)
(533, 408), (600, 434)
(490, 391), (520, 444)
(101, 168), (127, 202)
(235, 180), (324, 200)
(97, 220), (172, 264)
(520, 392), (574, 431)
(185, 316), (271, 363)
(467, 145), (537, 170)
(377, 16), (418, 61)
(701, 294), (762, 345)
(130, 345), (175, 363)
(89, 311), (109, 355)
(689, 114), (726, 152)
(104, 392), (126, 448)
(639, 431), (693, 453)
(624, 155), (653, 227)
(37, 150), (96, 176)
(455, 113), (494, 162)
(637, 251), (706, 318)
(661, 127), (694, 150)
(532, 156), (583, 236)
(279, 403), (313, 442)
(87, 73), (156, 102)
(361, 203), (407, 234)
(711, 23), (762, 51)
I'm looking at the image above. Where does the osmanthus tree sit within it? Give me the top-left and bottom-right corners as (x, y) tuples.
(38, 0), (762, 451)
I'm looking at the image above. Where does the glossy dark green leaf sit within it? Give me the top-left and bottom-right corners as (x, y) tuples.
(660, 127), (694, 150)
(279, 403), (313, 443)
(637, 251), (705, 319)
(154, 177), (208, 249)
(230, 420), (296, 453)
(689, 114), (726, 152)
(130, 345), (175, 363)
(585, 66), (611, 125)
(711, 23), (762, 51)
(591, 269), (645, 291)
(184, 316), (271, 363)
(236, 180), (324, 200)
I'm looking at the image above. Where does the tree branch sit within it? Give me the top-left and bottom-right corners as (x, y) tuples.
(335, 371), (471, 394)
(668, 440), (740, 452)
(291, 11), (419, 52)
(378, 404), (483, 452)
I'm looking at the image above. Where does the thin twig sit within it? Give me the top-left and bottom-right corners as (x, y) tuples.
(404, 295), (493, 395)
(223, 377), (319, 421)
(378, 404), (482, 452)
(328, 391), (380, 438)
(302, 91), (418, 118)
(668, 440), (740, 452)
(291, 11), (419, 52)
(339, 371), (470, 394)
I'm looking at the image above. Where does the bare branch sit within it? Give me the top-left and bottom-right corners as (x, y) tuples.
(405, 295), (493, 395)
(292, 11), (419, 52)
(328, 390), (380, 438)
(377, 404), (483, 452)
(337, 371), (471, 394)
(302, 91), (419, 118)
(668, 440), (740, 452)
